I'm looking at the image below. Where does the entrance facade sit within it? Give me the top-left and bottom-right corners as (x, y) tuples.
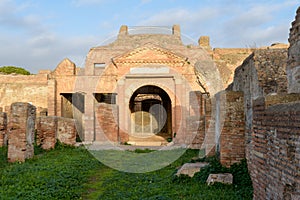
(43, 25), (218, 146)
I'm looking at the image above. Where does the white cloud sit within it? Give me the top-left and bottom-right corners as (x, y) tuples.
(0, 0), (299, 73)
(0, 31), (101, 73)
(138, 7), (220, 26)
(0, 0), (101, 73)
(71, 0), (106, 7)
(213, 2), (298, 47)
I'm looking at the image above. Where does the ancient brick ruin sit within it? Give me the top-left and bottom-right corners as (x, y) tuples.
(0, 6), (299, 199)
(0, 101), (77, 162)
(245, 7), (300, 199)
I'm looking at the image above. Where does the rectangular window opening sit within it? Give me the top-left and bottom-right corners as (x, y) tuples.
(94, 93), (117, 104)
(94, 63), (106, 68)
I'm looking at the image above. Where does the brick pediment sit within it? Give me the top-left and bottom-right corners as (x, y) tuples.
(112, 44), (187, 65)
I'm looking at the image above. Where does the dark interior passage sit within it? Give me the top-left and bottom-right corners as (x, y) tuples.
(129, 85), (172, 139)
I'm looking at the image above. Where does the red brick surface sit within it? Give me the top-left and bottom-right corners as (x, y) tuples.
(249, 96), (300, 199)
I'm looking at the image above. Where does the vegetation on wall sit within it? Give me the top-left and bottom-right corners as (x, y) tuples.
(0, 66), (31, 75)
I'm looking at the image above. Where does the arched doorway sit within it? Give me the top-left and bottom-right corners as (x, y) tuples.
(129, 85), (172, 144)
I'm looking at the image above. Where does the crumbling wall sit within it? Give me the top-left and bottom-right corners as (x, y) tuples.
(249, 95), (300, 199)
(0, 112), (7, 147)
(212, 48), (253, 88)
(36, 116), (77, 150)
(287, 7), (300, 93)
(7, 102), (36, 162)
(230, 48), (288, 152)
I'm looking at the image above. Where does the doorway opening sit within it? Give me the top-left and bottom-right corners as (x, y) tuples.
(129, 85), (172, 145)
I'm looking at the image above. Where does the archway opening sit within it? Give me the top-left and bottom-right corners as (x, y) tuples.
(129, 85), (172, 145)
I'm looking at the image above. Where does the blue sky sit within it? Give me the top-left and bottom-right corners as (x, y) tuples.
(0, 0), (299, 73)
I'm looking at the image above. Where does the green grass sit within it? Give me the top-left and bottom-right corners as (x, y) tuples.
(0, 146), (253, 200)
(0, 145), (101, 200)
(83, 149), (253, 200)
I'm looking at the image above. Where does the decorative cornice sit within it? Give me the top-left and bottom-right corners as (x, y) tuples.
(112, 44), (187, 65)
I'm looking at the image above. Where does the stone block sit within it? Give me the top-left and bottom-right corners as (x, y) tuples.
(206, 173), (233, 185)
(176, 162), (209, 177)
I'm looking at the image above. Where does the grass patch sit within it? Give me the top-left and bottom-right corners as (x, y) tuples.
(84, 150), (253, 200)
(0, 144), (101, 200)
(0, 146), (252, 199)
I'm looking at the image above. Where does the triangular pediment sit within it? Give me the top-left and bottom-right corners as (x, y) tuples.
(112, 44), (187, 65)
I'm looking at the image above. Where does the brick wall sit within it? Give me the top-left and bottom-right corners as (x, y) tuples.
(216, 91), (245, 167)
(95, 103), (128, 143)
(7, 102), (36, 162)
(249, 95), (300, 199)
(0, 74), (48, 116)
(0, 112), (7, 147)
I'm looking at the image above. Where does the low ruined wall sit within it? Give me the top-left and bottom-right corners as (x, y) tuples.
(7, 102), (36, 162)
(36, 116), (77, 150)
(287, 7), (300, 93)
(249, 95), (300, 199)
(36, 116), (57, 150)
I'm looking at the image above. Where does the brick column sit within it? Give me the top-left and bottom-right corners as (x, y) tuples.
(7, 102), (36, 162)
(0, 112), (7, 147)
